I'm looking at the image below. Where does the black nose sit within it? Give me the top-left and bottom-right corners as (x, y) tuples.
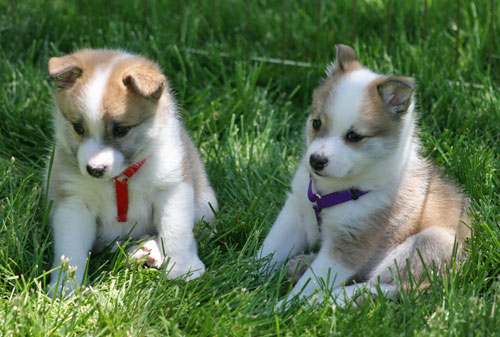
(309, 154), (328, 171)
(86, 165), (106, 178)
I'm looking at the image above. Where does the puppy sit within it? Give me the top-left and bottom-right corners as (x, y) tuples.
(258, 45), (470, 307)
(46, 49), (217, 295)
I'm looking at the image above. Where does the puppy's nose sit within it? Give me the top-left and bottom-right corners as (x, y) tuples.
(309, 154), (328, 171)
(86, 165), (106, 178)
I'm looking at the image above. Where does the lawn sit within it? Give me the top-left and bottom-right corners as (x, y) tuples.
(0, 0), (499, 336)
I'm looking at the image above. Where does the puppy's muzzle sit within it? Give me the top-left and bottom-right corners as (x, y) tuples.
(86, 164), (107, 178)
(309, 154), (328, 172)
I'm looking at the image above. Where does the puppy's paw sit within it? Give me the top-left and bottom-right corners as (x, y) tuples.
(47, 278), (77, 299)
(129, 239), (163, 269)
(165, 256), (205, 281)
(184, 266), (205, 281)
(287, 253), (316, 284)
(48, 259), (80, 298)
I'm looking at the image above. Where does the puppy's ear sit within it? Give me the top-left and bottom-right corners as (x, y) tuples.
(326, 44), (361, 76)
(48, 56), (82, 89)
(123, 66), (166, 100)
(377, 77), (415, 116)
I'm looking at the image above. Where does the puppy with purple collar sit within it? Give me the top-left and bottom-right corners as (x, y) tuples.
(258, 45), (470, 307)
(46, 49), (217, 295)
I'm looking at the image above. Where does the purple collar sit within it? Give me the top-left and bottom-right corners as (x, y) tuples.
(308, 178), (370, 228)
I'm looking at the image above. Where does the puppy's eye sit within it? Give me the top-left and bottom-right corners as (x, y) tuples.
(72, 122), (85, 136)
(345, 131), (364, 143)
(113, 125), (131, 138)
(312, 119), (321, 130)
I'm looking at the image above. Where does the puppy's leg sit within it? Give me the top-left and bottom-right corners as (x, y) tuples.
(128, 236), (163, 268)
(278, 244), (354, 307)
(150, 182), (205, 280)
(49, 197), (96, 296)
(257, 194), (318, 272)
(368, 226), (457, 287)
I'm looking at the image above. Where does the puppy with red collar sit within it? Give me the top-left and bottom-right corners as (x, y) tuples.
(46, 49), (217, 295)
(258, 45), (470, 307)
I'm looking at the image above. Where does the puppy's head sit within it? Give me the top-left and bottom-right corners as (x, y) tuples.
(49, 49), (168, 179)
(306, 45), (415, 185)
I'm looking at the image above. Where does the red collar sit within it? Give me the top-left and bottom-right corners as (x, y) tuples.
(113, 158), (147, 222)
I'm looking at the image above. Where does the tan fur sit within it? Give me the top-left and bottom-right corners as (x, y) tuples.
(312, 57), (361, 118)
(102, 57), (166, 121)
(50, 50), (167, 126)
(353, 164), (470, 279)
(122, 64), (165, 99)
(359, 78), (404, 138)
(312, 46), (362, 114)
(320, 160), (469, 286)
(46, 49), (218, 293)
(334, 44), (363, 73)
(308, 45), (470, 287)
(49, 50), (117, 116)
(180, 128), (207, 188)
(309, 46), (364, 142)
(47, 49), (216, 218)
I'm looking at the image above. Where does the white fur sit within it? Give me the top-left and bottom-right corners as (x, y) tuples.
(77, 139), (125, 178)
(307, 69), (397, 183)
(258, 172), (319, 269)
(74, 55), (132, 179)
(258, 68), (419, 308)
(81, 66), (111, 123)
(331, 69), (378, 133)
(49, 114), (210, 294)
(80, 53), (131, 124)
(48, 51), (216, 296)
(282, 243), (354, 302)
(49, 196), (96, 293)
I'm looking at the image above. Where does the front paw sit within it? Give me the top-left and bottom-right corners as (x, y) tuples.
(48, 272), (78, 298)
(128, 240), (205, 280)
(286, 253), (316, 284)
(47, 281), (75, 299)
(48, 256), (81, 298)
(256, 249), (281, 275)
(165, 256), (205, 281)
(129, 239), (163, 269)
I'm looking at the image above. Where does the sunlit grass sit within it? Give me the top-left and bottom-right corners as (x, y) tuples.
(0, 0), (498, 335)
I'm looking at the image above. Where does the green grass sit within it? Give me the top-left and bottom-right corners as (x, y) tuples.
(0, 0), (499, 335)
